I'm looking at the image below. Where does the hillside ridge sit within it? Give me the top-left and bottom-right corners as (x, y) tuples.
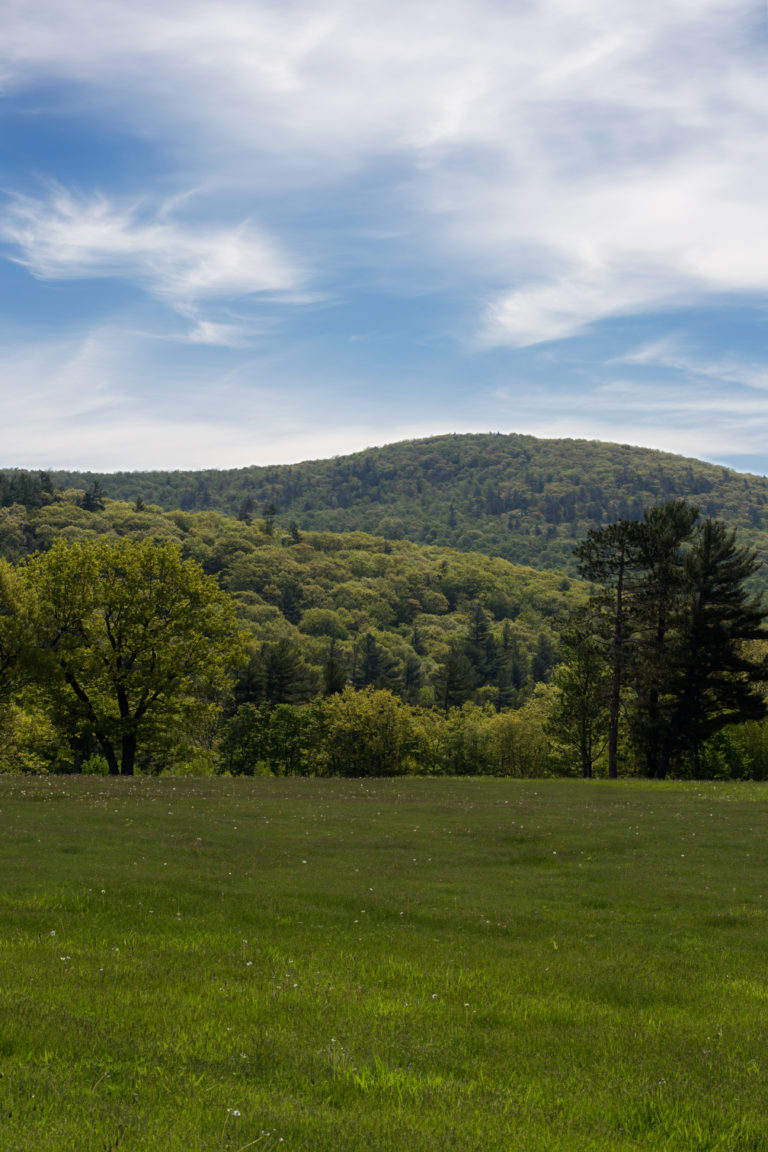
(42, 432), (768, 573)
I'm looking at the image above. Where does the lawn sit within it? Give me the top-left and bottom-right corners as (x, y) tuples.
(1, 775), (767, 1151)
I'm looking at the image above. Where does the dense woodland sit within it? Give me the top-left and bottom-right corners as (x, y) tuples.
(50, 433), (768, 576)
(2, 434), (768, 780)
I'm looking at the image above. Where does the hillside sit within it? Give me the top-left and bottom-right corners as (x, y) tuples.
(49, 433), (768, 574)
(0, 495), (585, 712)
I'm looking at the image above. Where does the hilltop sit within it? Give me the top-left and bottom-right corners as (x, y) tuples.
(49, 432), (768, 573)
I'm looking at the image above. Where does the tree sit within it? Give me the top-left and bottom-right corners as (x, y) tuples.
(81, 480), (105, 512)
(24, 538), (243, 775)
(438, 643), (475, 710)
(0, 558), (39, 706)
(628, 501), (699, 777)
(322, 637), (346, 695)
(549, 610), (611, 777)
(316, 686), (420, 776)
(237, 496), (255, 525)
(669, 518), (768, 774)
(571, 502), (768, 778)
(575, 518), (644, 777)
(218, 702), (312, 776)
(235, 638), (316, 706)
(262, 502), (276, 537)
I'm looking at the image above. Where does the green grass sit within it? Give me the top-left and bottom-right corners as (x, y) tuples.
(1, 776), (768, 1151)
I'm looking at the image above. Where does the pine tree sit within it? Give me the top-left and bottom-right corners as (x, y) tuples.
(628, 501), (698, 778)
(574, 519), (644, 777)
(670, 518), (768, 774)
(570, 502), (768, 778)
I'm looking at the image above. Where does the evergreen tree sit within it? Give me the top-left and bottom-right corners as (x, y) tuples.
(259, 638), (316, 705)
(81, 480), (105, 512)
(262, 502), (277, 537)
(323, 637), (346, 696)
(575, 519), (644, 777)
(571, 502), (768, 777)
(438, 643), (475, 710)
(628, 501), (698, 777)
(237, 496), (255, 525)
(669, 518), (768, 774)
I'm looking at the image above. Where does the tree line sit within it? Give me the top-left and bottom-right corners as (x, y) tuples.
(0, 499), (766, 779)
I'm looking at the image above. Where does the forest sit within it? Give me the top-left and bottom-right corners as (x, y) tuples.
(1, 440), (768, 780)
(48, 433), (768, 577)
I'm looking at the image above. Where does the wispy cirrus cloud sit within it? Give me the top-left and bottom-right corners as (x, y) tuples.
(613, 338), (768, 392)
(0, 325), (467, 470)
(0, 188), (303, 344)
(3, 0), (767, 348)
(1, 0), (768, 468)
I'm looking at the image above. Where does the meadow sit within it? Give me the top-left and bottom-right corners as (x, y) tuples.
(1, 775), (767, 1151)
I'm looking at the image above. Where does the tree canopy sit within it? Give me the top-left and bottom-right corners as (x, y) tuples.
(564, 502), (768, 777)
(22, 538), (243, 775)
(48, 433), (768, 579)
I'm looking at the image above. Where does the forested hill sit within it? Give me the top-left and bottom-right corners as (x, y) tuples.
(48, 433), (768, 573)
(0, 495), (587, 715)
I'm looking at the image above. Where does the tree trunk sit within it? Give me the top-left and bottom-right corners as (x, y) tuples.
(98, 738), (120, 776)
(607, 557), (625, 779)
(121, 730), (137, 776)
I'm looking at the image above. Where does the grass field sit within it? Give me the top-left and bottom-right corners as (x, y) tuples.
(1, 775), (768, 1151)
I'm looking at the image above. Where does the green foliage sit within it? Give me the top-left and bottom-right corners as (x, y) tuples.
(569, 502), (768, 778)
(0, 558), (36, 704)
(5, 458), (768, 780)
(0, 468), (54, 511)
(218, 685), (558, 779)
(547, 614), (611, 777)
(21, 537), (244, 775)
(219, 701), (312, 776)
(49, 432), (768, 580)
(313, 686), (424, 777)
(0, 493), (577, 719)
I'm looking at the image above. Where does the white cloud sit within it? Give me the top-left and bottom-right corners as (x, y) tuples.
(491, 366), (768, 466)
(0, 188), (302, 342)
(614, 340), (768, 392)
(1, 0), (768, 471)
(0, 325), (469, 469)
(2, 0), (766, 345)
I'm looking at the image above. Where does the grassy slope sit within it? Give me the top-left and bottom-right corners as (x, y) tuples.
(2, 776), (767, 1151)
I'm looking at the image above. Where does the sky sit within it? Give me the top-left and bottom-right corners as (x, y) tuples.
(1, 0), (768, 474)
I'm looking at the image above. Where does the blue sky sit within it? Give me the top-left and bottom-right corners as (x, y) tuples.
(2, 0), (768, 473)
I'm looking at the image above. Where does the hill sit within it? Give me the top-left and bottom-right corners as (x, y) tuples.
(48, 433), (768, 574)
(0, 495), (585, 713)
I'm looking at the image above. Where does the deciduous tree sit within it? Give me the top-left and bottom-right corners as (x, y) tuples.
(24, 538), (243, 775)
